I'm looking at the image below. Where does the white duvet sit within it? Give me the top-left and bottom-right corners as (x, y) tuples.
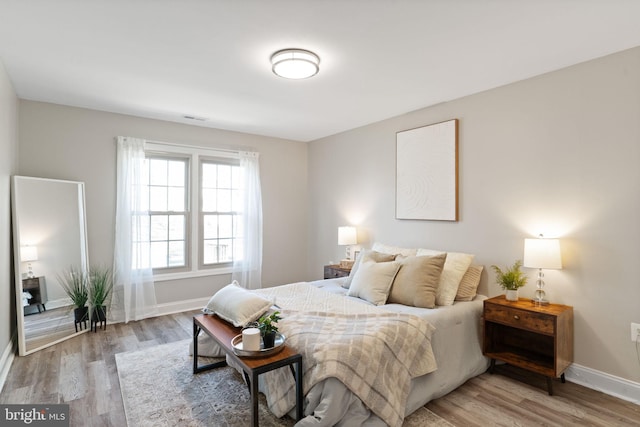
(244, 279), (489, 426)
(253, 283), (437, 427)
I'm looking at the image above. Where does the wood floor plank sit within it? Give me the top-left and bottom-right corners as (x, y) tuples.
(59, 351), (88, 402)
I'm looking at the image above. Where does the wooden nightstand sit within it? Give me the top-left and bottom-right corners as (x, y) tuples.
(22, 276), (47, 313)
(483, 295), (573, 395)
(323, 264), (351, 279)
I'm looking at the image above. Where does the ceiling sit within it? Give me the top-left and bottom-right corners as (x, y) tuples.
(1, 1), (640, 142)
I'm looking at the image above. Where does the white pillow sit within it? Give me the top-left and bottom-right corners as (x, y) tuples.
(372, 242), (417, 257)
(416, 248), (475, 306)
(342, 250), (397, 289)
(347, 260), (401, 305)
(204, 281), (272, 327)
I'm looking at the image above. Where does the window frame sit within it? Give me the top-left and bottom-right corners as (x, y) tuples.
(198, 156), (242, 271)
(143, 142), (241, 281)
(143, 153), (191, 275)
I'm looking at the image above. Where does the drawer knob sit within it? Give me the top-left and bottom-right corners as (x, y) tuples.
(513, 315), (520, 320)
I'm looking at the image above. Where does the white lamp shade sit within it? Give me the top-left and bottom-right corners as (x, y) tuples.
(338, 226), (357, 246)
(21, 246), (38, 262)
(523, 238), (562, 269)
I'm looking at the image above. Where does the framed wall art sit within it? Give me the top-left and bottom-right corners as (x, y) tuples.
(396, 119), (458, 221)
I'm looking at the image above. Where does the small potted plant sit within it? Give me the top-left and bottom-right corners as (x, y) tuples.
(258, 311), (282, 348)
(57, 266), (89, 331)
(88, 265), (113, 331)
(491, 260), (528, 301)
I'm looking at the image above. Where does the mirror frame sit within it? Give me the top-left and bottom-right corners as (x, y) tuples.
(11, 176), (90, 356)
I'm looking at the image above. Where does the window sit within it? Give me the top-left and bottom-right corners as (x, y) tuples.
(143, 156), (189, 271)
(140, 144), (245, 277)
(200, 159), (242, 267)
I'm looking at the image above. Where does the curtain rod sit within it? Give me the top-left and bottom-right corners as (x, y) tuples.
(115, 136), (257, 154)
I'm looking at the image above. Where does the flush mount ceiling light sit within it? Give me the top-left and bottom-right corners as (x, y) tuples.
(271, 48), (320, 79)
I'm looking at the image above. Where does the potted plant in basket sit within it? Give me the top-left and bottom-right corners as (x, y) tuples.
(57, 266), (89, 331)
(258, 311), (282, 348)
(491, 260), (528, 301)
(88, 265), (113, 331)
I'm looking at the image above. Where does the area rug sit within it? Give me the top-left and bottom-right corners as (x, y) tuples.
(116, 339), (454, 427)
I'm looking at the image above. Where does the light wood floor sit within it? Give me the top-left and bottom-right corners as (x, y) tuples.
(1, 310), (638, 426)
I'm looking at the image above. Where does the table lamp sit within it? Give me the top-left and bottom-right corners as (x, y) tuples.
(523, 235), (562, 305)
(21, 245), (38, 278)
(338, 226), (357, 267)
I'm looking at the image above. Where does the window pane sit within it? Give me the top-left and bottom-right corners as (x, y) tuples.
(168, 160), (185, 187)
(202, 163), (216, 188)
(232, 166), (241, 189)
(150, 215), (168, 241)
(168, 241), (185, 266)
(218, 189), (232, 212)
(150, 241), (168, 268)
(149, 186), (167, 211)
(218, 238), (233, 262)
(149, 159), (167, 186)
(219, 215), (233, 238)
(203, 240), (217, 264)
(231, 189), (242, 212)
(203, 214), (218, 239)
(218, 165), (232, 189)
(169, 215), (184, 240)
(202, 188), (216, 212)
(167, 187), (185, 211)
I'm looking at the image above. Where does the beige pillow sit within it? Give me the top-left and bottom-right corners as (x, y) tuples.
(416, 248), (475, 306)
(204, 281), (272, 327)
(347, 260), (401, 305)
(455, 264), (484, 301)
(388, 254), (447, 308)
(372, 242), (417, 257)
(342, 250), (396, 289)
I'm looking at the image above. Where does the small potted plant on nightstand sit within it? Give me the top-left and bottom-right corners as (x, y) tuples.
(258, 311), (282, 348)
(491, 260), (528, 301)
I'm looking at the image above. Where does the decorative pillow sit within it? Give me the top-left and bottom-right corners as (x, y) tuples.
(388, 253), (447, 308)
(372, 242), (417, 257)
(204, 281), (272, 327)
(347, 260), (401, 305)
(455, 264), (484, 301)
(342, 250), (397, 289)
(416, 248), (475, 306)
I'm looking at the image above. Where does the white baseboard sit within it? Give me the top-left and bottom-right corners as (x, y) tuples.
(0, 335), (15, 393)
(154, 297), (209, 317)
(565, 363), (640, 405)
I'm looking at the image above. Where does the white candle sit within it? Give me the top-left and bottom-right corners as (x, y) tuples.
(242, 327), (261, 351)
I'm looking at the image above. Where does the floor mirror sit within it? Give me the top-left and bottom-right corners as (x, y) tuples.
(11, 176), (90, 355)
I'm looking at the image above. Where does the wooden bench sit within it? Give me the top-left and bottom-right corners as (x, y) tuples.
(192, 313), (303, 426)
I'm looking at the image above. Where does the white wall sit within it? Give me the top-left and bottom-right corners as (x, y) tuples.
(308, 47), (640, 384)
(17, 102), (309, 304)
(0, 60), (18, 357)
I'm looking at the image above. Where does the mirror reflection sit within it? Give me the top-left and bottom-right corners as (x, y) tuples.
(12, 176), (89, 355)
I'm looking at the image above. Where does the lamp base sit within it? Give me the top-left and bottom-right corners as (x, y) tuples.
(531, 298), (549, 306)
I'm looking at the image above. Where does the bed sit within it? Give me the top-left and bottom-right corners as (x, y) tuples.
(204, 244), (490, 426)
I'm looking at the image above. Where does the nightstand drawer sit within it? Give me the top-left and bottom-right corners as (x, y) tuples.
(324, 265), (351, 279)
(484, 304), (555, 335)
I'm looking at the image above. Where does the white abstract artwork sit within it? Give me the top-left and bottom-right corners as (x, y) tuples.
(396, 119), (458, 221)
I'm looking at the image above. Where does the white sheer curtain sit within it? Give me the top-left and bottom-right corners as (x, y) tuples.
(112, 136), (158, 322)
(232, 151), (263, 289)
